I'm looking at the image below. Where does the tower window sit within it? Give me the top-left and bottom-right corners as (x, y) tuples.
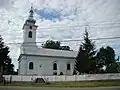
(28, 31), (32, 38)
(53, 63), (57, 70)
(67, 64), (71, 70)
(29, 62), (34, 70)
(30, 26), (32, 29)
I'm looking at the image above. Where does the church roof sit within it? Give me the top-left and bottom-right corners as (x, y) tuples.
(38, 48), (78, 58)
(20, 47), (78, 59)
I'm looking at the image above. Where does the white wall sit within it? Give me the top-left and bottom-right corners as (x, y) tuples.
(23, 20), (37, 44)
(3, 74), (120, 82)
(19, 55), (75, 76)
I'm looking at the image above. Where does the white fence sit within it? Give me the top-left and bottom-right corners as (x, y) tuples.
(3, 73), (120, 82)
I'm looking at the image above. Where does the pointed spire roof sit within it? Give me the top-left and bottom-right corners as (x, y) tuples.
(23, 5), (38, 30)
(26, 5), (36, 24)
(29, 6), (34, 19)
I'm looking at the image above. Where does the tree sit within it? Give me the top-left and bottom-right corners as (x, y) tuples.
(106, 62), (120, 73)
(42, 40), (61, 49)
(96, 46), (120, 73)
(73, 69), (77, 75)
(104, 46), (116, 66)
(0, 35), (14, 75)
(74, 28), (97, 74)
(4, 58), (14, 75)
(74, 46), (87, 74)
(42, 40), (71, 50)
(117, 61), (120, 72)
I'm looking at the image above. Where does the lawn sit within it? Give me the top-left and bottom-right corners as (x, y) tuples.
(0, 80), (120, 87)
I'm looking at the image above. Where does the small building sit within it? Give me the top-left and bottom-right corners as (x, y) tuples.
(18, 7), (78, 76)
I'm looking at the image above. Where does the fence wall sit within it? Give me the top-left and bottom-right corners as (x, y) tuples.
(3, 73), (120, 82)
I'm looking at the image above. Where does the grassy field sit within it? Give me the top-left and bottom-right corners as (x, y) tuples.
(0, 80), (120, 87)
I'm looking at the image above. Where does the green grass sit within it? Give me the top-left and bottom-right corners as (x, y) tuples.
(0, 80), (120, 87)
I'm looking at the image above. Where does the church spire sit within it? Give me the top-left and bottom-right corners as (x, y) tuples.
(25, 5), (36, 24)
(29, 6), (34, 19)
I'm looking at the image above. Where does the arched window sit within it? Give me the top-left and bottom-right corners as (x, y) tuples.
(29, 62), (34, 70)
(53, 63), (57, 70)
(67, 63), (70, 70)
(28, 31), (32, 38)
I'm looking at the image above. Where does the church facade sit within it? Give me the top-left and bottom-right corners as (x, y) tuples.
(18, 7), (78, 76)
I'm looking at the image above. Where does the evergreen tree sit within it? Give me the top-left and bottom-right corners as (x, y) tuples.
(0, 35), (14, 75)
(75, 46), (87, 74)
(74, 28), (97, 74)
(73, 69), (77, 75)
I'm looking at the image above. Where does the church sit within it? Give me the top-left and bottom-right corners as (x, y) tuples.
(18, 7), (78, 76)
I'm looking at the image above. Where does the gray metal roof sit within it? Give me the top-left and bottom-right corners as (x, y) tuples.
(38, 48), (78, 58)
(21, 47), (78, 58)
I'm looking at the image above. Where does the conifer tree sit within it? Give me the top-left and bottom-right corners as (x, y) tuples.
(74, 28), (97, 74)
(0, 35), (14, 75)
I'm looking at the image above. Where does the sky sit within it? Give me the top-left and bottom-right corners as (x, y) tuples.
(0, 0), (120, 70)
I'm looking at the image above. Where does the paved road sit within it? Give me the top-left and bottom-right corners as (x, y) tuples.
(0, 86), (120, 90)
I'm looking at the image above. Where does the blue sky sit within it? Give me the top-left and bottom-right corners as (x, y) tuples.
(0, 0), (120, 70)
(35, 8), (61, 21)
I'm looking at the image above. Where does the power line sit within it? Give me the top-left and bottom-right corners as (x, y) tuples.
(4, 36), (120, 45)
(60, 36), (120, 42)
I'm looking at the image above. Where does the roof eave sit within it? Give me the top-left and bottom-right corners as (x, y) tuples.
(21, 54), (76, 59)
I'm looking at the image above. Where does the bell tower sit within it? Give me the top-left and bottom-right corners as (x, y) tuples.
(22, 6), (38, 47)
(18, 6), (38, 75)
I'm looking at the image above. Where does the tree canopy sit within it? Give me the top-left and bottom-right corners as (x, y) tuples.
(42, 40), (60, 49)
(96, 47), (120, 73)
(42, 40), (70, 51)
(97, 46), (116, 67)
(105, 62), (120, 73)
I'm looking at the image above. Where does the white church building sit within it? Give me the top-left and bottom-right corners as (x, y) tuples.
(18, 7), (78, 76)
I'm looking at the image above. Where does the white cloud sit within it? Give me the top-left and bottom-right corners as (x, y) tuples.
(0, 0), (14, 9)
